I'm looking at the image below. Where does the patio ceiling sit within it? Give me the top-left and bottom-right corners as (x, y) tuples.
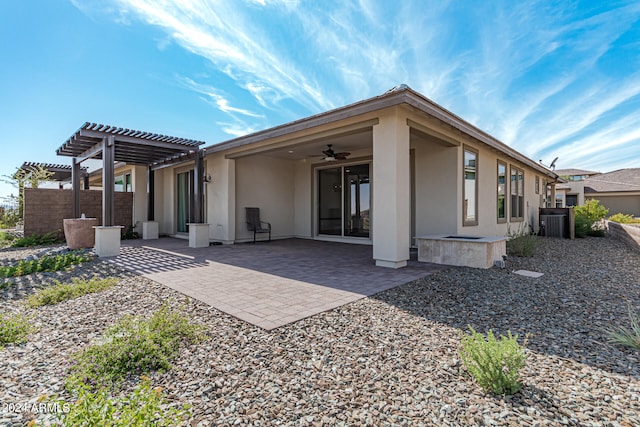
(56, 122), (206, 166)
(259, 128), (373, 160)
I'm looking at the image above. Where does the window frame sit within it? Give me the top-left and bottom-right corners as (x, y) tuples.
(462, 146), (479, 227)
(497, 161), (507, 223)
(510, 166), (525, 221)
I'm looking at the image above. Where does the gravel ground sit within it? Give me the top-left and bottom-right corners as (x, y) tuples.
(1, 236), (639, 426)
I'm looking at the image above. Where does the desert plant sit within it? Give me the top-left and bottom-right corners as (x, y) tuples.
(121, 225), (140, 240)
(606, 303), (640, 350)
(26, 277), (118, 308)
(10, 232), (62, 248)
(459, 326), (528, 395)
(0, 231), (15, 247)
(0, 251), (92, 278)
(0, 312), (33, 349)
(506, 225), (538, 257)
(608, 213), (640, 224)
(57, 376), (190, 427)
(67, 305), (206, 390)
(574, 199), (608, 237)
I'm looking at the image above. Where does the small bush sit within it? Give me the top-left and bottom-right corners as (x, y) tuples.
(121, 226), (140, 240)
(574, 199), (608, 237)
(609, 213), (640, 224)
(67, 306), (206, 390)
(459, 326), (528, 395)
(0, 208), (21, 229)
(0, 312), (33, 349)
(606, 303), (640, 350)
(11, 232), (61, 247)
(0, 251), (92, 278)
(57, 376), (190, 427)
(0, 231), (15, 245)
(26, 277), (118, 308)
(506, 226), (538, 257)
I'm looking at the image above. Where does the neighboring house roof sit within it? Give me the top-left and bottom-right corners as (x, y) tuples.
(584, 168), (640, 193)
(205, 85), (558, 179)
(554, 168), (600, 177)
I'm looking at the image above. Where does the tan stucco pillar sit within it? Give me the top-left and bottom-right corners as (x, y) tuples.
(372, 109), (410, 268)
(207, 155), (236, 244)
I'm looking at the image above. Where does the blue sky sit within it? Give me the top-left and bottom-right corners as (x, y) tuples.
(1, 0), (639, 201)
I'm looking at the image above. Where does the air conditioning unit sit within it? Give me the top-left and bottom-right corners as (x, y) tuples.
(541, 215), (564, 238)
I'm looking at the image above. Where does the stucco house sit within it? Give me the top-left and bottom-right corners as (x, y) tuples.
(553, 168), (600, 207)
(67, 85), (559, 268)
(583, 168), (640, 217)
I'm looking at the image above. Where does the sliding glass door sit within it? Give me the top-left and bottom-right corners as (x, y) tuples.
(317, 163), (370, 238)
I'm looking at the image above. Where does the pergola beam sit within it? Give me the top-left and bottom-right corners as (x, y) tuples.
(76, 142), (104, 164)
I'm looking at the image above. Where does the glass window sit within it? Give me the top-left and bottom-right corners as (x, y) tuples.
(114, 173), (132, 192)
(463, 148), (478, 226)
(510, 166), (524, 220)
(497, 161), (506, 222)
(535, 176), (540, 194)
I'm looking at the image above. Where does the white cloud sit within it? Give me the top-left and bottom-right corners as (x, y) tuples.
(72, 0), (640, 171)
(111, 0), (334, 112)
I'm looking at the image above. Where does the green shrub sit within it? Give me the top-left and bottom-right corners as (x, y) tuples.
(11, 232), (62, 247)
(459, 326), (528, 395)
(67, 306), (206, 390)
(0, 251), (92, 278)
(121, 226), (140, 240)
(606, 303), (640, 350)
(574, 199), (608, 237)
(609, 213), (640, 224)
(0, 312), (33, 349)
(506, 225), (538, 257)
(0, 208), (21, 229)
(57, 376), (190, 427)
(0, 231), (15, 244)
(26, 277), (118, 308)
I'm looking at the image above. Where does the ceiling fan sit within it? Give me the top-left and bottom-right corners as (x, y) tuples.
(320, 144), (350, 161)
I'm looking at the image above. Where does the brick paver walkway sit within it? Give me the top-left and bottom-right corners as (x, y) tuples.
(109, 238), (446, 330)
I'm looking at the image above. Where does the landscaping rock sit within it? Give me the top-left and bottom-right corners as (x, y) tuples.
(0, 236), (639, 426)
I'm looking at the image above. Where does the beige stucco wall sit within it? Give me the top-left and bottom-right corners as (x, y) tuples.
(411, 134), (458, 237)
(293, 160), (313, 238)
(205, 154), (235, 242)
(131, 165), (148, 228)
(587, 193), (640, 217)
(234, 155), (295, 241)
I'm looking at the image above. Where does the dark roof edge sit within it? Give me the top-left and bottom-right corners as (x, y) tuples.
(204, 86), (557, 179)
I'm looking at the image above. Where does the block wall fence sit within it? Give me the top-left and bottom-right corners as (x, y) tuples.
(23, 188), (133, 238)
(607, 221), (640, 252)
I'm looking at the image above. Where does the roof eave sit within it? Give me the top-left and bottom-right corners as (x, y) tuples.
(204, 87), (558, 179)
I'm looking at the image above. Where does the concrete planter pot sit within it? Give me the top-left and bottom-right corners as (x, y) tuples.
(63, 218), (99, 249)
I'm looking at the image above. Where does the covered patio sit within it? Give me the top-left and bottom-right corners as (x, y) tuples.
(107, 238), (447, 329)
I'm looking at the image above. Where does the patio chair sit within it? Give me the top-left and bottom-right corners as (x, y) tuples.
(245, 207), (271, 243)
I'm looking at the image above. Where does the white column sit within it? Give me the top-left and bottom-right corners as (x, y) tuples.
(372, 108), (410, 268)
(207, 156), (236, 244)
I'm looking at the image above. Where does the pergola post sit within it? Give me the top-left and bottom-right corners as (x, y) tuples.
(71, 158), (81, 218)
(102, 135), (115, 226)
(147, 165), (155, 221)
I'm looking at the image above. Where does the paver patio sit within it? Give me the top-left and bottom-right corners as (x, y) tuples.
(108, 238), (446, 329)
